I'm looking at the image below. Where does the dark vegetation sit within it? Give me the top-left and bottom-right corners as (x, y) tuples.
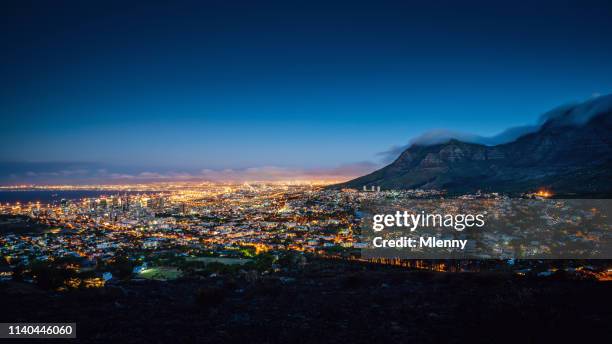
(1, 258), (610, 343)
(0, 214), (51, 235)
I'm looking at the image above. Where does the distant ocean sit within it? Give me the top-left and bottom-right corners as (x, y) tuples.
(0, 190), (155, 204)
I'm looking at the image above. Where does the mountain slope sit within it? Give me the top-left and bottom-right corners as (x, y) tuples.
(334, 96), (612, 195)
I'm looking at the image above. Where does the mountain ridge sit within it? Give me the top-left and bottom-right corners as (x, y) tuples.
(332, 96), (612, 195)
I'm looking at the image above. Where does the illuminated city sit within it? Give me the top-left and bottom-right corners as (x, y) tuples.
(2, 1), (611, 342)
(2, 183), (610, 290)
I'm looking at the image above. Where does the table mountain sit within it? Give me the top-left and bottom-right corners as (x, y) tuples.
(334, 96), (612, 195)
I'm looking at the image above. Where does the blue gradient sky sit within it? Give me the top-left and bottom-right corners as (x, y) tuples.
(2, 0), (612, 183)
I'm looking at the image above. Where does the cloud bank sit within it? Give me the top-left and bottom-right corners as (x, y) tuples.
(0, 161), (380, 185)
(3, 94), (610, 184)
(379, 94), (612, 162)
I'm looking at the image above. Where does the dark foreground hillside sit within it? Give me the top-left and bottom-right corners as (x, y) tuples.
(1, 259), (610, 343)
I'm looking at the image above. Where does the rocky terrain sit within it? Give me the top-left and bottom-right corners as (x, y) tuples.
(335, 95), (612, 195)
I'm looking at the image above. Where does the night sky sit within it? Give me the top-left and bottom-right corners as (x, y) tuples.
(2, 0), (612, 183)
